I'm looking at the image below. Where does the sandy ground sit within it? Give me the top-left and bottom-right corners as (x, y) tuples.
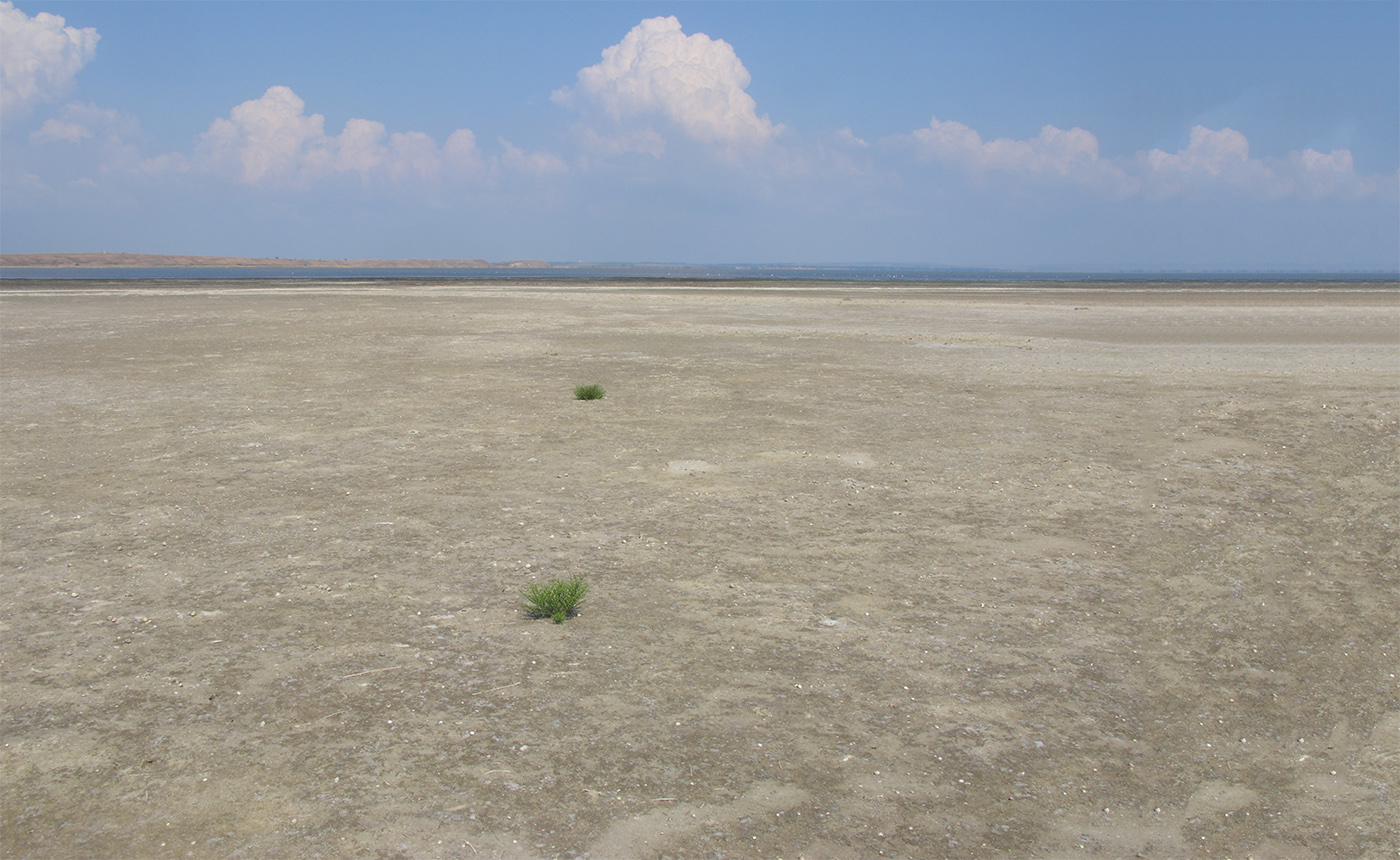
(1, 280), (1397, 860)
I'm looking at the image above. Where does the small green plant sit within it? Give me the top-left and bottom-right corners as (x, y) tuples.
(574, 384), (606, 401)
(523, 575), (588, 623)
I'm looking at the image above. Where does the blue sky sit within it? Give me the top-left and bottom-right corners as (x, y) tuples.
(2, 1), (1396, 270)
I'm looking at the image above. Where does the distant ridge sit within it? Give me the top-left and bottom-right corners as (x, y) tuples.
(0, 253), (551, 269)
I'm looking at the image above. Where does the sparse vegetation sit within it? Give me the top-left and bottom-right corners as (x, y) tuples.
(523, 575), (588, 623)
(574, 384), (606, 400)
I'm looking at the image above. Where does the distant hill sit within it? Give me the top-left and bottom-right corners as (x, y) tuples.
(0, 253), (551, 269)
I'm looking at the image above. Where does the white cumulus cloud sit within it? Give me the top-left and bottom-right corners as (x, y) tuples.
(904, 115), (1131, 196)
(556, 15), (780, 154)
(911, 117), (1102, 176)
(0, 1), (98, 115)
(901, 115), (1390, 201)
(912, 115), (1120, 180)
(1136, 125), (1392, 200)
(1145, 125), (1250, 175)
(189, 85), (492, 187)
(442, 129), (485, 178)
(198, 86), (327, 184)
(1138, 125), (1282, 197)
(1281, 148), (1384, 200)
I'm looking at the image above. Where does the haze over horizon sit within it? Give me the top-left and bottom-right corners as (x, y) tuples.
(2, 2), (1397, 271)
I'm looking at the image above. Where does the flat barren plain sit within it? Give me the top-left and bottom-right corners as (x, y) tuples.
(2, 280), (1397, 860)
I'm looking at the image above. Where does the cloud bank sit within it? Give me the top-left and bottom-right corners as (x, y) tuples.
(155, 85), (562, 189)
(903, 116), (1391, 200)
(0, 1), (99, 114)
(912, 118), (1102, 176)
(186, 86), (483, 186)
(555, 15), (781, 156)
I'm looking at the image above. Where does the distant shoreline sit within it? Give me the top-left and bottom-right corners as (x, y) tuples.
(0, 253), (551, 269)
(2, 254), (1396, 283)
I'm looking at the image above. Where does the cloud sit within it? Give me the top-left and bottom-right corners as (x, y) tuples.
(442, 129), (486, 178)
(900, 115), (1391, 201)
(1281, 148), (1386, 200)
(166, 86), (569, 190)
(834, 128), (868, 149)
(385, 131), (439, 182)
(1138, 125), (1282, 197)
(21, 101), (145, 176)
(499, 138), (567, 175)
(198, 86), (326, 183)
(903, 116), (1132, 197)
(912, 117), (1102, 176)
(0, 1), (99, 115)
(10, 170), (48, 192)
(577, 126), (667, 159)
(31, 117), (90, 143)
(1145, 125), (1249, 176)
(555, 15), (780, 154)
(188, 85), (493, 187)
(1138, 125), (1393, 200)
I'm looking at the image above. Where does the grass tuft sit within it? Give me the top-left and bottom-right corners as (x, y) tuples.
(523, 575), (588, 624)
(574, 384), (606, 401)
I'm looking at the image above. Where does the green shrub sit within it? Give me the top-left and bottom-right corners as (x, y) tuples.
(523, 575), (588, 624)
(574, 384), (606, 401)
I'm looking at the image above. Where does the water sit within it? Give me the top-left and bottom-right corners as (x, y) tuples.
(2, 264), (1395, 283)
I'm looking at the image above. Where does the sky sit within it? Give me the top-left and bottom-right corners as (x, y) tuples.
(1, 1), (1397, 270)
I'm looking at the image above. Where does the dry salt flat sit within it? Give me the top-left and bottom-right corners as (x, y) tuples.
(1, 279), (1397, 859)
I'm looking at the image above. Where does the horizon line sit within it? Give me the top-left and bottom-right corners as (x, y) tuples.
(0, 252), (1396, 277)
